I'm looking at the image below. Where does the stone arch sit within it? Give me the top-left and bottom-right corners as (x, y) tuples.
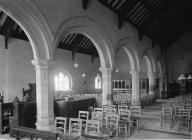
(143, 55), (153, 74)
(53, 16), (114, 68)
(115, 37), (140, 72)
(0, 1), (53, 60)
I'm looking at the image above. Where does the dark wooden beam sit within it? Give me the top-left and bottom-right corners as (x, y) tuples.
(71, 34), (84, 60)
(82, 0), (90, 9)
(138, 30), (143, 41)
(118, 15), (124, 29)
(0, 12), (3, 20)
(0, 17), (14, 49)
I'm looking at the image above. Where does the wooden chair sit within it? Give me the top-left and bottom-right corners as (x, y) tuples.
(178, 109), (190, 132)
(103, 106), (116, 127)
(69, 118), (82, 137)
(55, 117), (67, 134)
(84, 120), (109, 140)
(85, 120), (100, 135)
(118, 109), (131, 137)
(105, 114), (118, 136)
(78, 111), (89, 121)
(93, 108), (103, 114)
(161, 106), (173, 129)
(91, 112), (103, 127)
(173, 106), (184, 127)
(78, 111), (89, 125)
(118, 105), (128, 113)
(130, 106), (141, 131)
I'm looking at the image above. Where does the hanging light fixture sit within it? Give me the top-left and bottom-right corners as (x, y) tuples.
(82, 72), (86, 77)
(74, 55), (79, 68)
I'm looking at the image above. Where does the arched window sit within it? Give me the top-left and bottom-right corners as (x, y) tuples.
(55, 72), (71, 91)
(95, 74), (102, 89)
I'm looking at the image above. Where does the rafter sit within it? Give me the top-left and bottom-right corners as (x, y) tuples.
(0, 17), (14, 49)
(118, 15), (124, 29)
(82, 0), (90, 9)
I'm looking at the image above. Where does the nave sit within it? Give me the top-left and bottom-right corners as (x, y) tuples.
(1, 97), (191, 140)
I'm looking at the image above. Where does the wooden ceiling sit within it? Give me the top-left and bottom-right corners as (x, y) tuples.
(0, 10), (28, 49)
(96, 0), (192, 49)
(1, 0), (192, 54)
(58, 33), (98, 60)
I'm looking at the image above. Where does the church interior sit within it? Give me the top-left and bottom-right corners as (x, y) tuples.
(0, 0), (192, 139)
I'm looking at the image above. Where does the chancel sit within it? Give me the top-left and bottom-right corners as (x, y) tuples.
(0, 0), (192, 139)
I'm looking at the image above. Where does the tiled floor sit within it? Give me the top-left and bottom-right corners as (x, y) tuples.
(0, 102), (191, 139)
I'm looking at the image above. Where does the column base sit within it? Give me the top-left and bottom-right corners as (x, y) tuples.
(36, 115), (55, 131)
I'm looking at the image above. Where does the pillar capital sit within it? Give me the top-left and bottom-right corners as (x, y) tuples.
(130, 69), (140, 75)
(31, 59), (49, 70)
(147, 72), (156, 77)
(99, 67), (113, 74)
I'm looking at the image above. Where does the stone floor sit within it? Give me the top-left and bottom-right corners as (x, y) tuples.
(0, 101), (191, 139)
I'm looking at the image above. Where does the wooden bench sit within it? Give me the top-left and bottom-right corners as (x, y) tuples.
(9, 100), (36, 128)
(0, 101), (14, 134)
(9, 125), (58, 140)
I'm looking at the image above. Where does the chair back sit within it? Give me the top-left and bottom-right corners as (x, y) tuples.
(130, 106), (141, 119)
(118, 109), (131, 122)
(92, 112), (103, 126)
(69, 118), (82, 137)
(85, 120), (100, 135)
(55, 117), (67, 134)
(106, 114), (118, 130)
(93, 108), (103, 113)
(118, 105), (128, 112)
(78, 111), (89, 121)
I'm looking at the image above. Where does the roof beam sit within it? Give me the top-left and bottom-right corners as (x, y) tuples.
(0, 11), (3, 20)
(71, 34), (84, 60)
(118, 15), (124, 29)
(0, 17), (14, 49)
(82, 0), (90, 9)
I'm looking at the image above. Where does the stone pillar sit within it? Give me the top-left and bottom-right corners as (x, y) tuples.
(99, 67), (113, 105)
(148, 72), (156, 95)
(131, 70), (140, 106)
(31, 59), (54, 131)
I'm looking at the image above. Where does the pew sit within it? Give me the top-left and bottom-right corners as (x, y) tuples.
(0, 101), (14, 134)
(9, 125), (58, 140)
(9, 101), (36, 128)
(54, 97), (96, 118)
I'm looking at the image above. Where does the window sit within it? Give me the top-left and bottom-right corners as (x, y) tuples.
(95, 74), (102, 89)
(55, 72), (71, 91)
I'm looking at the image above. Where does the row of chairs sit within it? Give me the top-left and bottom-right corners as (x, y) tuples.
(113, 92), (156, 108)
(55, 104), (141, 138)
(161, 95), (192, 132)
